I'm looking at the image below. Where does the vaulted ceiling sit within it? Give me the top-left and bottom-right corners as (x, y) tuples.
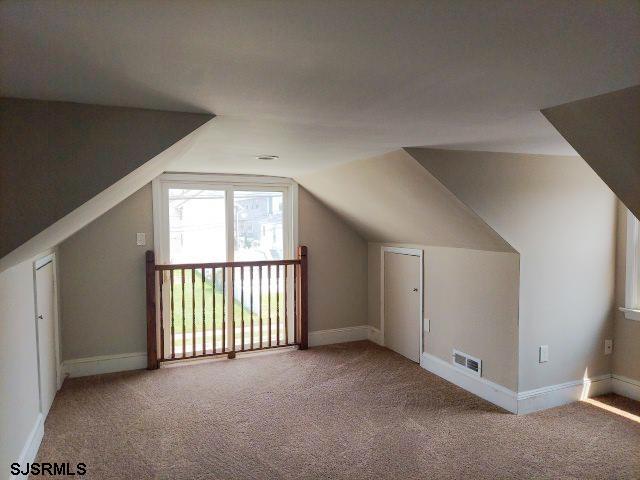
(2, 1), (639, 176)
(542, 85), (640, 220)
(296, 149), (514, 252)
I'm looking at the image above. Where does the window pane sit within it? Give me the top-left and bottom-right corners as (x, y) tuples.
(233, 191), (284, 261)
(168, 188), (226, 263)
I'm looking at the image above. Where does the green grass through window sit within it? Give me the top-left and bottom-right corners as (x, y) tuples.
(164, 269), (286, 336)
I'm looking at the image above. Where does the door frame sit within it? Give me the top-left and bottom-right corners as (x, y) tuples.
(33, 251), (62, 416)
(152, 173), (299, 355)
(380, 246), (424, 358)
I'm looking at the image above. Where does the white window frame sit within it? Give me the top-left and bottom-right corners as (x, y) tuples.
(152, 173), (298, 265)
(620, 209), (640, 321)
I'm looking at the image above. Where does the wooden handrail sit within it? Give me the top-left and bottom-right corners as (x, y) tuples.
(145, 248), (309, 368)
(154, 258), (300, 271)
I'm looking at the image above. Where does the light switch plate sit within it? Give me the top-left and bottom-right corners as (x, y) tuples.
(425, 318), (430, 332)
(136, 232), (146, 246)
(539, 345), (549, 363)
(604, 339), (613, 355)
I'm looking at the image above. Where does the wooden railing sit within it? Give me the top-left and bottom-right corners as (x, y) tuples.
(146, 246), (308, 369)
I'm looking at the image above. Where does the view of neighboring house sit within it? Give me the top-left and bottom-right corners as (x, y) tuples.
(1, 2), (639, 479)
(234, 191), (284, 260)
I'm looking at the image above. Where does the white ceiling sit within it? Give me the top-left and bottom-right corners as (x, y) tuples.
(2, 0), (639, 176)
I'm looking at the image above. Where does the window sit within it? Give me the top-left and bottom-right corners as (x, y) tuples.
(621, 209), (640, 321)
(153, 174), (298, 265)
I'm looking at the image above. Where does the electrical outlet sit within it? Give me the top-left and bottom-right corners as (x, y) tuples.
(136, 232), (146, 246)
(539, 345), (549, 363)
(604, 339), (613, 355)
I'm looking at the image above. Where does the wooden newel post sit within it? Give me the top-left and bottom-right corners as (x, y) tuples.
(146, 250), (159, 370)
(297, 245), (309, 350)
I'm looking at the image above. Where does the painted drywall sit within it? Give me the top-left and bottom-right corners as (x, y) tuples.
(4, 1), (640, 170)
(58, 183), (368, 361)
(0, 259), (42, 469)
(0, 122), (207, 275)
(368, 243), (519, 391)
(412, 148), (617, 391)
(542, 85), (640, 219)
(613, 202), (640, 383)
(296, 149), (514, 253)
(59, 184), (153, 360)
(0, 97), (212, 260)
(299, 187), (368, 332)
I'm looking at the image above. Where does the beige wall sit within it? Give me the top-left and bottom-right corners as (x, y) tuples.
(299, 187), (368, 331)
(0, 260), (42, 469)
(368, 243), (519, 390)
(299, 148), (520, 390)
(296, 149), (514, 253)
(613, 202), (640, 382)
(59, 184), (154, 360)
(58, 183), (368, 361)
(0, 97), (211, 260)
(412, 148), (617, 391)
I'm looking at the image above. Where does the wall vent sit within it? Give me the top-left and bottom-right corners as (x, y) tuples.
(452, 349), (482, 377)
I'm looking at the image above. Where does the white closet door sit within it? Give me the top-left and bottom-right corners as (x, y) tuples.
(384, 252), (421, 362)
(36, 260), (57, 416)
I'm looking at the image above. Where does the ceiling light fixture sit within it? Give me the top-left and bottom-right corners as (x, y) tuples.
(256, 155), (279, 161)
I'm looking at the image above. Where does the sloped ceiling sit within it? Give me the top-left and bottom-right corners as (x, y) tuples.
(295, 149), (514, 253)
(0, 98), (213, 266)
(541, 85), (640, 219)
(407, 147), (616, 255)
(2, 0), (640, 174)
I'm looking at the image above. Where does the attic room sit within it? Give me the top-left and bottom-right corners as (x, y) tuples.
(1, 1), (639, 479)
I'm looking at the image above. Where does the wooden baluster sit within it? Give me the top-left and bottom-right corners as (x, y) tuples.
(293, 261), (297, 345)
(259, 266), (263, 348)
(284, 264), (288, 345)
(276, 265), (280, 346)
(222, 267), (226, 354)
(192, 269), (196, 357)
(268, 265), (272, 347)
(145, 251), (158, 369)
(159, 269), (164, 360)
(250, 266), (254, 350)
(201, 267), (205, 355)
(229, 266), (236, 358)
(181, 269), (186, 358)
(170, 269), (175, 359)
(212, 268), (216, 354)
(240, 266), (245, 352)
(298, 246), (309, 350)
(148, 255), (309, 360)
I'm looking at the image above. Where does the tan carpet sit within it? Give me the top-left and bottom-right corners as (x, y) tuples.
(38, 341), (640, 479)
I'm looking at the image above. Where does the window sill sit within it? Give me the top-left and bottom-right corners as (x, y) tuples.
(619, 307), (640, 322)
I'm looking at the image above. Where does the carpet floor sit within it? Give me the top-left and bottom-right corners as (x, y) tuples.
(38, 341), (640, 479)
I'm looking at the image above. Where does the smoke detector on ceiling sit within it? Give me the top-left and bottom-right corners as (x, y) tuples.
(256, 155), (279, 161)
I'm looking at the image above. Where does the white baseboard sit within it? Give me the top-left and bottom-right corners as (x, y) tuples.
(63, 352), (147, 378)
(13, 413), (44, 477)
(367, 326), (383, 345)
(420, 352), (518, 413)
(419, 352), (620, 415)
(57, 363), (64, 390)
(612, 374), (640, 402)
(308, 325), (369, 347)
(516, 374), (612, 415)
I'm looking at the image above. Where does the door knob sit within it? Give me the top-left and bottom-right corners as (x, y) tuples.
(37, 315), (43, 319)
(412, 288), (418, 292)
